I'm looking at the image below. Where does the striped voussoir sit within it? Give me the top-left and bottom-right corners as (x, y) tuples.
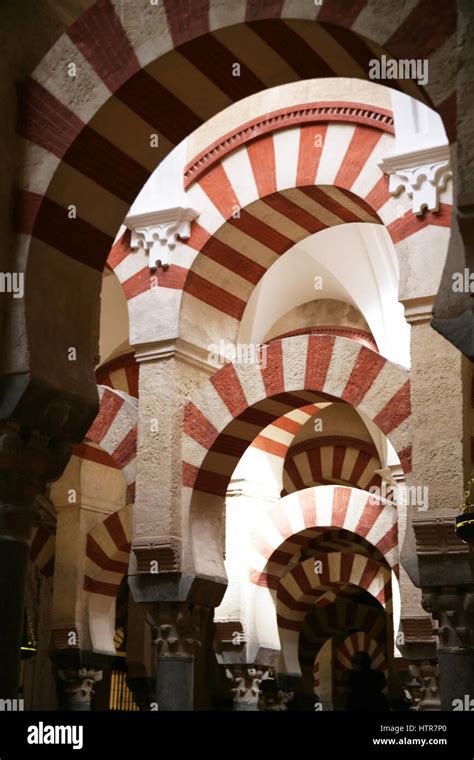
(30, 525), (55, 578)
(253, 521), (392, 592)
(251, 402), (326, 460)
(277, 553), (392, 631)
(335, 632), (388, 688)
(95, 352), (139, 398)
(109, 108), (452, 326)
(17, 0), (454, 321)
(85, 385), (138, 501)
(250, 486), (398, 588)
(300, 599), (386, 667)
(283, 436), (382, 494)
(84, 504), (131, 597)
(183, 335), (411, 498)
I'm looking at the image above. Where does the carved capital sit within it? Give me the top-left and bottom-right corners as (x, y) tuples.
(57, 668), (102, 707)
(225, 664), (269, 708)
(422, 586), (474, 651)
(147, 603), (204, 659)
(379, 145), (452, 215)
(127, 207), (199, 270)
(407, 660), (440, 711)
(260, 688), (294, 711)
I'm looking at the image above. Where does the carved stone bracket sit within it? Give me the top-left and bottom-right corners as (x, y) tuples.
(126, 207), (199, 270)
(57, 667), (102, 708)
(422, 586), (474, 651)
(148, 603), (204, 660)
(225, 664), (269, 709)
(379, 145), (452, 215)
(133, 535), (181, 574)
(214, 620), (246, 653)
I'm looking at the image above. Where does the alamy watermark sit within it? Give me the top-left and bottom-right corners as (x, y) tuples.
(0, 272), (24, 298)
(208, 340), (268, 368)
(369, 55), (428, 86)
(452, 269), (474, 293)
(369, 482), (428, 511)
(452, 695), (474, 711)
(0, 698), (24, 711)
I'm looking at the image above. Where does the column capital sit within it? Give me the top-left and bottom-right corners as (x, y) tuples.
(126, 206), (199, 270)
(379, 144), (452, 216)
(422, 586), (474, 651)
(225, 664), (269, 709)
(57, 667), (102, 710)
(147, 602), (206, 660)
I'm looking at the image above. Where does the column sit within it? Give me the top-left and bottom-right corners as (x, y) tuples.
(422, 587), (474, 710)
(147, 602), (206, 711)
(398, 614), (440, 710)
(0, 473), (33, 699)
(0, 424), (69, 699)
(126, 593), (154, 711)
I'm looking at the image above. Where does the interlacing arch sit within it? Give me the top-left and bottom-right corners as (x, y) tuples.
(300, 599), (387, 668)
(283, 436), (382, 494)
(184, 336), (411, 491)
(250, 486), (398, 587)
(15, 0), (455, 404)
(183, 335), (407, 578)
(334, 631), (389, 691)
(276, 554), (392, 631)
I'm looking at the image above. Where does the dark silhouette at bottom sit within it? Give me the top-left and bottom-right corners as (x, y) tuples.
(345, 652), (389, 711)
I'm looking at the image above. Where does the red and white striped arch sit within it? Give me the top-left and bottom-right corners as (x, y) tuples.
(178, 113), (450, 329)
(283, 436), (382, 494)
(114, 106), (450, 329)
(334, 632), (389, 689)
(250, 485), (398, 587)
(184, 335), (411, 500)
(95, 352), (139, 398)
(85, 386), (138, 501)
(83, 504), (132, 657)
(84, 504), (131, 597)
(251, 402), (327, 461)
(18, 0), (454, 264)
(277, 554), (392, 631)
(300, 599), (386, 667)
(14, 1), (455, 438)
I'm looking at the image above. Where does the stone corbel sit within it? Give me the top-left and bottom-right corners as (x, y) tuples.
(379, 145), (452, 216)
(126, 207), (199, 269)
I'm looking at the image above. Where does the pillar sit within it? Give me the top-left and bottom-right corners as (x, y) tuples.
(0, 423), (71, 699)
(398, 614), (440, 710)
(423, 586), (474, 710)
(147, 602), (207, 711)
(0, 476), (33, 698)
